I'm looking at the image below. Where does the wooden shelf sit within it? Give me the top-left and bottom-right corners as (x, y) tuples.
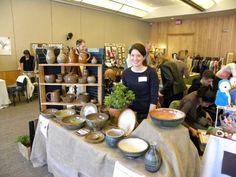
(41, 102), (100, 107)
(39, 63), (101, 67)
(39, 83), (99, 86)
(39, 63), (103, 110)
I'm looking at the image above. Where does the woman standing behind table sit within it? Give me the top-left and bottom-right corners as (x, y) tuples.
(122, 43), (159, 123)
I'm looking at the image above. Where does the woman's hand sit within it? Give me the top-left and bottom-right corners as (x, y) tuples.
(189, 127), (199, 138)
(205, 112), (213, 126)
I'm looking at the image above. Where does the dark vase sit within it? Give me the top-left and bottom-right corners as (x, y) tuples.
(144, 142), (162, 173)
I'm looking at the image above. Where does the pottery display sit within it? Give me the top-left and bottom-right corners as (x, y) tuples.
(42, 47), (56, 64)
(91, 56), (98, 64)
(144, 142), (162, 173)
(46, 89), (60, 102)
(64, 73), (78, 83)
(61, 93), (76, 103)
(57, 49), (67, 63)
(68, 48), (78, 63)
(118, 138), (149, 159)
(78, 77), (87, 84)
(44, 74), (56, 83)
(78, 92), (90, 103)
(86, 113), (109, 131)
(105, 128), (125, 148)
(150, 108), (185, 127)
(78, 51), (91, 64)
(87, 76), (96, 83)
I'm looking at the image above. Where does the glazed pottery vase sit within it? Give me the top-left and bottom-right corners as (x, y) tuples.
(108, 108), (122, 126)
(68, 48), (78, 63)
(91, 56), (98, 64)
(57, 49), (67, 63)
(78, 51), (91, 64)
(42, 47), (56, 64)
(144, 142), (162, 173)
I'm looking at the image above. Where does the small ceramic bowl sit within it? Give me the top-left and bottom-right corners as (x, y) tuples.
(105, 128), (125, 148)
(44, 74), (56, 83)
(61, 115), (86, 130)
(86, 113), (109, 131)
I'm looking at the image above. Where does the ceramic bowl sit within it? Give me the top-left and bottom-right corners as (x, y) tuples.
(61, 115), (86, 130)
(118, 138), (149, 159)
(54, 109), (76, 120)
(105, 128), (125, 148)
(86, 113), (109, 131)
(61, 94), (76, 103)
(44, 74), (56, 83)
(78, 92), (90, 103)
(40, 108), (58, 118)
(150, 108), (185, 127)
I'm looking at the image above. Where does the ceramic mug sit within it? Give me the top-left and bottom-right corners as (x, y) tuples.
(46, 89), (60, 102)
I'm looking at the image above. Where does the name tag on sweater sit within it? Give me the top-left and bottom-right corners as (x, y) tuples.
(138, 77), (147, 82)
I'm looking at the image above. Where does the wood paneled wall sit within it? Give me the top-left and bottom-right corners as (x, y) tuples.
(0, 70), (20, 85)
(151, 15), (236, 60)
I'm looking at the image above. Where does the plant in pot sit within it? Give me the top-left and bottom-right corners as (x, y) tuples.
(16, 135), (31, 160)
(104, 82), (135, 125)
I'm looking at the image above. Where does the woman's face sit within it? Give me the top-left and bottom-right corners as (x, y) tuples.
(130, 49), (144, 67)
(78, 42), (86, 51)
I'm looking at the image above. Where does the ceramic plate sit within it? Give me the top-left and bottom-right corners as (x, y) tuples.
(84, 131), (105, 143)
(118, 109), (136, 136)
(80, 103), (98, 117)
(40, 108), (58, 118)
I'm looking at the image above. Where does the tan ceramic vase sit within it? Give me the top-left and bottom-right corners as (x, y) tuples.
(68, 48), (78, 63)
(42, 47), (56, 64)
(57, 49), (67, 63)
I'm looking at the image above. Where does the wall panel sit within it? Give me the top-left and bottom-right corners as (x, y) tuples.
(151, 15), (236, 60)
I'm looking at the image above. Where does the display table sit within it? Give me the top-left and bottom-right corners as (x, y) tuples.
(0, 79), (10, 109)
(31, 116), (200, 177)
(201, 135), (236, 177)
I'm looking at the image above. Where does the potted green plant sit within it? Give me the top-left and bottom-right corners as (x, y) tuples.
(104, 82), (135, 125)
(16, 135), (31, 160)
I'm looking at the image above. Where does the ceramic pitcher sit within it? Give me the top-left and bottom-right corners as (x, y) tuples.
(78, 51), (91, 64)
(68, 48), (78, 63)
(42, 47), (56, 64)
(46, 89), (60, 102)
(57, 49), (67, 63)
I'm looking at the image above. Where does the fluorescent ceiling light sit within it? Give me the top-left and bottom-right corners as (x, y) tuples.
(120, 5), (148, 17)
(112, 0), (154, 12)
(191, 0), (215, 9)
(82, 0), (122, 11)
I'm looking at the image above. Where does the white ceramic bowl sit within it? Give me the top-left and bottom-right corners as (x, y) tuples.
(118, 138), (149, 159)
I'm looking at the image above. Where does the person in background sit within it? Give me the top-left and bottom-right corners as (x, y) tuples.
(158, 55), (186, 108)
(188, 70), (215, 94)
(174, 54), (190, 78)
(122, 43), (159, 123)
(75, 39), (87, 54)
(18, 49), (36, 80)
(179, 86), (215, 153)
(213, 62), (236, 91)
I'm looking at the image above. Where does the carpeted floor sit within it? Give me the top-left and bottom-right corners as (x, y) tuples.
(0, 98), (53, 177)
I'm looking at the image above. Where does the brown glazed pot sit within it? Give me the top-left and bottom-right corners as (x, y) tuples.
(108, 108), (122, 126)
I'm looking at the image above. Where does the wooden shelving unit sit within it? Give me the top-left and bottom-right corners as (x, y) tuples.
(38, 63), (103, 111)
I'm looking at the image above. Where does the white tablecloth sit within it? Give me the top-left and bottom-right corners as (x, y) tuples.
(31, 117), (200, 177)
(0, 79), (10, 108)
(201, 135), (236, 177)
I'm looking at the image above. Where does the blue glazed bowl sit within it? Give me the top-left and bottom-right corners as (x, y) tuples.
(150, 108), (185, 127)
(105, 128), (125, 148)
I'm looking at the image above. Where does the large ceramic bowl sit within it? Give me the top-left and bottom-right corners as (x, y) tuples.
(86, 113), (109, 131)
(40, 108), (58, 118)
(150, 108), (185, 127)
(54, 109), (76, 120)
(118, 138), (149, 159)
(61, 115), (86, 130)
(105, 128), (125, 148)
